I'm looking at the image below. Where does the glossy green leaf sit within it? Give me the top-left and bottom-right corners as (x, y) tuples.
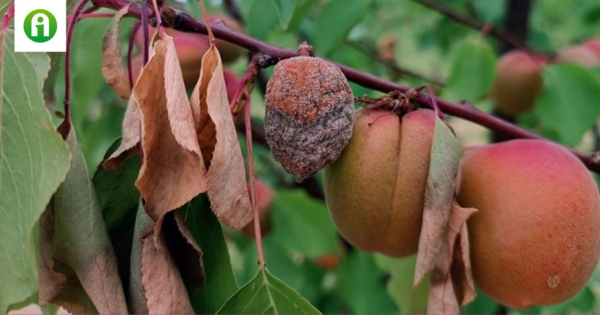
(93, 138), (140, 232)
(92, 138), (140, 294)
(0, 30), (71, 313)
(313, 0), (371, 56)
(270, 0), (297, 30)
(444, 39), (496, 102)
(50, 131), (127, 313)
(246, 0), (280, 40)
(375, 254), (429, 314)
(181, 195), (238, 314)
(217, 266), (321, 314)
(534, 64), (600, 146)
(270, 190), (339, 258)
(462, 289), (500, 314)
(339, 252), (397, 314)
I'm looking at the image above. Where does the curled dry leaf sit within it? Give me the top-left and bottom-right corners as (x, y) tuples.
(103, 96), (140, 170)
(141, 219), (195, 314)
(427, 202), (477, 314)
(135, 35), (207, 221)
(102, 5), (132, 100)
(414, 117), (461, 287)
(190, 45), (252, 229)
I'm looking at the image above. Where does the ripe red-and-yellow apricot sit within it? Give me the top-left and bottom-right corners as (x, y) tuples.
(458, 139), (600, 308)
(324, 108), (436, 257)
(489, 50), (546, 117)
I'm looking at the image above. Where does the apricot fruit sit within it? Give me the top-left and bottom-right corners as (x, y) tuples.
(223, 70), (240, 103)
(324, 108), (436, 257)
(556, 45), (600, 67)
(583, 39), (600, 59)
(242, 180), (275, 238)
(457, 139), (600, 308)
(489, 50), (546, 117)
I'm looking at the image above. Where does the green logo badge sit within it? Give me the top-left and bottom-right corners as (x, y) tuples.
(23, 9), (57, 43)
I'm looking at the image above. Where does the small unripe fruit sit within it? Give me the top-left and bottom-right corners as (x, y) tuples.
(242, 180), (275, 238)
(314, 253), (341, 270)
(556, 45), (600, 67)
(208, 15), (244, 63)
(458, 139), (600, 309)
(583, 39), (600, 60)
(265, 55), (354, 182)
(489, 50), (546, 117)
(324, 108), (436, 257)
(223, 70), (240, 103)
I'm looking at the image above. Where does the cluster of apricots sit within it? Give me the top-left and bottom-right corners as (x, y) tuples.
(491, 38), (600, 118)
(323, 105), (600, 308)
(131, 15), (242, 97)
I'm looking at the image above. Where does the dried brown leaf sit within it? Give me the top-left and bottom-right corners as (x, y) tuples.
(101, 5), (131, 100)
(414, 118), (461, 286)
(141, 225), (195, 314)
(103, 96), (140, 170)
(427, 202), (477, 314)
(190, 46), (252, 229)
(135, 35), (207, 221)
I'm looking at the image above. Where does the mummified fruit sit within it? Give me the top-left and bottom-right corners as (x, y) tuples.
(265, 55), (354, 182)
(324, 108), (436, 257)
(457, 139), (600, 309)
(489, 50), (546, 117)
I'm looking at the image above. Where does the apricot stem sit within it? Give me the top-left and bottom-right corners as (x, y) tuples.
(128, 21), (141, 89)
(60, 0), (90, 139)
(244, 82), (265, 267)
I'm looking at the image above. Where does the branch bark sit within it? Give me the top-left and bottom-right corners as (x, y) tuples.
(89, 0), (600, 173)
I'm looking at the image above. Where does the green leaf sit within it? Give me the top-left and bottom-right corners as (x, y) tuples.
(270, 0), (297, 30)
(462, 289), (500, 314)
(339, 252), (397, 314)
(246, 0), (280, 40)
(313, 0), (371, 56)
(287, 0), (318, 30)
(92, 138), (140, 293)
(93, 138), (140, 232)
(0, 30), (71, 313)
(69, 18), (113, 133)
(375, 254), (429, 314)
(534, 64), (600, 146)
(181, 195), (238, 314)
(270, 190), (339, 258)
(128, 201), (150, 314)
(51, 131), (127, 313)
(43, 53), (62, 110)
(444, 39), (497, 102)
(217, 266), (321, 314)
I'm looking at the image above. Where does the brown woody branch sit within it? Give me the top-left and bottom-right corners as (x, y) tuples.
(89, 0), (600, 174)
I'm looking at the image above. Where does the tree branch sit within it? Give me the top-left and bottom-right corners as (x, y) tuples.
(410, 0), (549, 57)
(90, 0), (600, 173)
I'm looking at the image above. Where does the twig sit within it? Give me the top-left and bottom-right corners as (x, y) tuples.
(141, 0), (150, 65)
(410, 0), (551, 57)
(128, 21), (141, 89)
(346, 39), (445, 87)
(60, 0), (91, 138)
(88, 0), (600, 173)
(67, 12), (114, 19)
